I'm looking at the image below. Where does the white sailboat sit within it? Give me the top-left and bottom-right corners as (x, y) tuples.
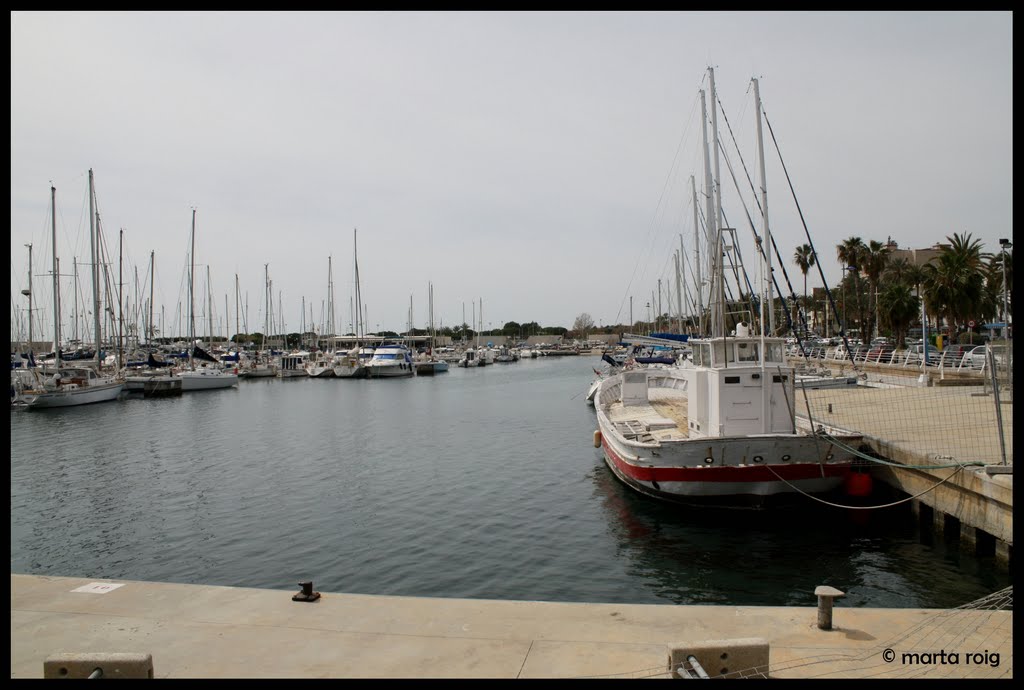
(415, 282), (449, 375)
(176, 209), (238, 391)
(25, 173), (124, 408)
(334, 229), (372, 378)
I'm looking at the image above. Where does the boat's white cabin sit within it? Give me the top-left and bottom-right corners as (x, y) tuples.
(620, 334), (795, 440)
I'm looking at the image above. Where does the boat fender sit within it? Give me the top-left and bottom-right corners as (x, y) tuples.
(593, 430), (602, 448)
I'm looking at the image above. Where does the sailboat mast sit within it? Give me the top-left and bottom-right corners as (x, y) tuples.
(118, 228), (124, 370)
(89, 169), (101, 367)
(752, 77), (774, 336)
(698, 92), (711, 335)
(708, 67), (725, 338)
(148, 252), (155, 346)
(51, 186), (61, 370)
(263, 264), (269, 353)
(235, 273), (240, 346)
(73, 258), (79, 344)
(207, 265), (212, 350)
(189, 208), (196, 362)
(25, 243), (33, 354)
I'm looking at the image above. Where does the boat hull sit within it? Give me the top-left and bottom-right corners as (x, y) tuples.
(365, 363), (414, 378)
(179, 371), (239, 391)
(25, 381), (124, 408)
(598, 431), (852, 503)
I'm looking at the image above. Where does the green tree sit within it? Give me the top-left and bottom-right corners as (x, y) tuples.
(878, 282), (919, 349)
(922, 232), (987, 340)
(862, 239), (890, 340)
(793, 244), (816, 333)
(836, 236), (865, 337)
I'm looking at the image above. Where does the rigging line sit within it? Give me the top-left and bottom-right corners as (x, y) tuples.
(764, 463), (966, 510)
(762, 107), (861, 372)
(816, 432), (984, 470)
(613, 93), (700, 326)
(717, 97), (809, 342)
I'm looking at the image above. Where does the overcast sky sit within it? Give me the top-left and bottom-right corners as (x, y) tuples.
(11, 11), (1012, 343)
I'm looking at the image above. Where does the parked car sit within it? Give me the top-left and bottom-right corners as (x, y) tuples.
(866, 344), (895, 361)
(964, 344), (1008, 369)
(938, 344), (973, 365)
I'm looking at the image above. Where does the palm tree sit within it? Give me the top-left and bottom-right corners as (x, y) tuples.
(836, 237), (865, 337)
(793, 244), (815, 335)
(922, 232), (987, 341)
(879, 282), (920, 349)
(862, 240), (890, 340)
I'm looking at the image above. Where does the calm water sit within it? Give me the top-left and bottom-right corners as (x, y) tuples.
(10, 356), (1009, 608)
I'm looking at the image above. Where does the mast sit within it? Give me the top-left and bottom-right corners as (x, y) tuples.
(51, 186), (60, 371)
(698, 91), (712, 335)
(707, 67), (725, 338)
(149, 252), (155, 346)
(118, 228), (124, 370)
(25, 243), (32, 355)
(207, 265), (212, 350)
(327, 255), (334, 339)
(235, 273), (240, 347)
(89, 169), (101, 367)
(189, 208), (196, 365)
(752, 77), (774, 336)
(680, 231), (688, 330)
(73, 258), (79, 344)
(353, 229), (363, 340)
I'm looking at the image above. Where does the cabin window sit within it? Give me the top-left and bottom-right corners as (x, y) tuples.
(724, 375), (740, 384)
(736, 342), (759, 363)
(767, 343), (784, 363)
(713, 342), (734, 365)
(692, 346), (703, 367)
(772, 374), (789, 382)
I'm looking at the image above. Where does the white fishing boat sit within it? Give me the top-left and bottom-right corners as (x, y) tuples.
(594, 327), (857, 504)
(594, 70), (857, 504)
(365, 343), (415, 378)
(457, 347), (482, 368)
(24, 175), (124, 409)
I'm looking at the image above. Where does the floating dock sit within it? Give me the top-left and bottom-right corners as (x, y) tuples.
(10, 574), (1010, 678)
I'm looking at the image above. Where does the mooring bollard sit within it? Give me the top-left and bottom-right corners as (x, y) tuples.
(292, 580), (321, 602)
(815, 585), (845, 630)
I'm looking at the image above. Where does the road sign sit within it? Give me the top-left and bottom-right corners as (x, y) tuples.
(969, 320), (975, 328)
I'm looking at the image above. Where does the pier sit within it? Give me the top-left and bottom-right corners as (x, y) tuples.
(794, 378), (1012, 566)
(10, 574), (1011, 678)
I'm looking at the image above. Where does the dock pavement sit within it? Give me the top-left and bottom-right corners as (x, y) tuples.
(10, 574), (1011, 678)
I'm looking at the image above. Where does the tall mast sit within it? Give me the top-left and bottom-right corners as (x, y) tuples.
(707, 67), (725, 338)
(189, 208), (196, 364)
(25, 243), (32, 354)
(353, 229), (363, 340)
(327, 255), (334, 338)
(73, 258), (79, 344)
(680, 231), (688, 330)
(235, 273), (240, 346)
(751, 77), (774, 336)
(89, 169), (101, 367)
(118, 228), (124, 370)
(51, 186), (60, 370)
(262, 265), (269, 353)
(148, 252), (155, 346)
(698, 92), (712, 335)
(207, 265), (212, 350)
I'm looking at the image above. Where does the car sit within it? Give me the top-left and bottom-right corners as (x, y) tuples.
(963, 344), (1008, 369)
(866, 345), (895, 361)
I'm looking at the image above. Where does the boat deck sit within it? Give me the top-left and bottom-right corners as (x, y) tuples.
(605, 388), (689, 442)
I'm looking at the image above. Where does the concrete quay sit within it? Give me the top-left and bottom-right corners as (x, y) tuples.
(794, 382), (1012, 567)
(10, 574), (1011, 679)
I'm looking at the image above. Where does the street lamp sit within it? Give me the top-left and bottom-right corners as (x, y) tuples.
(1000, 239), (1012, 340)
(840, 265), (856, 338)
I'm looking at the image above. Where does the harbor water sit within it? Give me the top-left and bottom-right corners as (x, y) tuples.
(10, 356), (1010, 608)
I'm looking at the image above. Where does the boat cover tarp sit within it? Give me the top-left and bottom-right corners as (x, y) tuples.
(192, 345), (219, 363)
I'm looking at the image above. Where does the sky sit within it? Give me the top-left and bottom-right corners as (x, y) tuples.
(10, 11), (1013, 344)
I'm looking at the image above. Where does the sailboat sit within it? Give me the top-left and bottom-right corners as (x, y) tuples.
(414, 282), (449, 375)
(24, 173), (124, 408)
(593, 72), (856, 504)
(333, 229), (373, 378)
(176, 209), (238, 391)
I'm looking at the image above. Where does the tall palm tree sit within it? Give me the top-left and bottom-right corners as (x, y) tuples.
(836, 237), (865, 337)
(793, 244), (815, 335)
(922, 232), (987, 341)
(862, 240), (890, 340)
(879, 282), (920, 349)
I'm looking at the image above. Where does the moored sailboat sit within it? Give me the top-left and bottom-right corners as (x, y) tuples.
(24, 174), (124, 409)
